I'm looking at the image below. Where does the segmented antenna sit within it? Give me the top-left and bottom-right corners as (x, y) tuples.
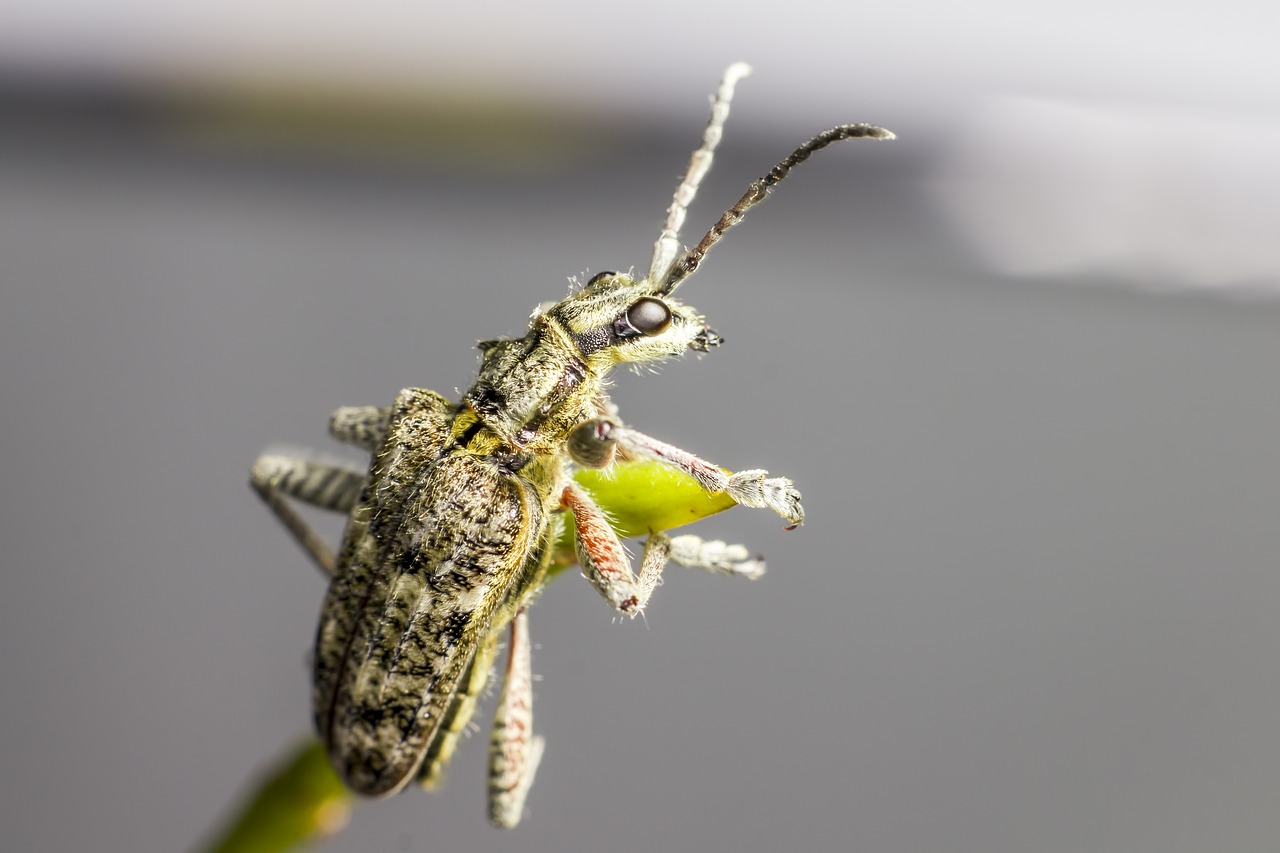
(657, 122), (896, 295)
(647, 62), (753, 289)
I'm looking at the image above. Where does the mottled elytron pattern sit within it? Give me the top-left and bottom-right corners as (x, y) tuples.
(314, 390), (555, 796)
(415, 619), (504, 791)
(250, 62), (893, 827)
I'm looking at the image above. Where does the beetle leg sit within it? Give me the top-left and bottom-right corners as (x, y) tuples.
(328, 405), (392, 451)
(615, 425), (804, 528)
(250, 454), (367, 576)
(667, 533), (767, 580)
(254, 392), (452, 577)
(568, 417), (804, 528)
(619, 425), (798, 525)
(488, 609), (545, 829)
(561, 482), (672, 615)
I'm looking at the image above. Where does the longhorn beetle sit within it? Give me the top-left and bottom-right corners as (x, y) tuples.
(251, 62), (894, 828)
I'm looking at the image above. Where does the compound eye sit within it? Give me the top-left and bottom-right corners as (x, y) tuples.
(616, 297), (672, 338)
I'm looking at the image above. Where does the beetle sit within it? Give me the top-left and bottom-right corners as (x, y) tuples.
(250, 62), (893, 827)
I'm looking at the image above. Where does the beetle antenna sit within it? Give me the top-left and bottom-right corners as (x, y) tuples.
(657, 122), (896, 296)
(647, 62), (753, 291)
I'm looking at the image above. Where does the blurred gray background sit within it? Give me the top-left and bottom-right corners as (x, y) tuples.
(3, 2), (1279, 851)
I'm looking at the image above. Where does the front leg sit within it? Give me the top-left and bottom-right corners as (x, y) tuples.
(568, 417), (804, 528)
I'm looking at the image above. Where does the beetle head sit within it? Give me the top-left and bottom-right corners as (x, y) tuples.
(547, 271), (721, 369)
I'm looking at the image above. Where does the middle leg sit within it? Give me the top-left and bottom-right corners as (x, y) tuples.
(561, 481), (673, 615)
